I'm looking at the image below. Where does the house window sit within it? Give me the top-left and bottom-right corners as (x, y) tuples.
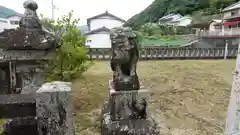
(87, 40), (92, 43)
(85, 40), (92, 46)
(10, 21), (19, 25)
(214, 25), (220, 29)
(231, 10), (238, 16)
(0, 19), (8, 23)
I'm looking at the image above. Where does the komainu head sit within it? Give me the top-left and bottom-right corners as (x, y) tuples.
(110, 26), (138, 61)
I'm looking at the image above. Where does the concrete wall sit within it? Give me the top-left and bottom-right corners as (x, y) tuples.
(86, 32), (111, 48)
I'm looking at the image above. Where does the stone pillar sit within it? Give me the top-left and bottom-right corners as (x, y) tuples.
(36, 81), (75, 135)
(224, 40), (228, 60)
(224, 39), (240, 135)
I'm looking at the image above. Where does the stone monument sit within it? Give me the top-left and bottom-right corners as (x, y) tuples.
(0, 0), (58, 134)
(100, 27), (159, 135)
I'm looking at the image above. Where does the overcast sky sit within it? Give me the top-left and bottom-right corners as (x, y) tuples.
(2, 0), (153, 25)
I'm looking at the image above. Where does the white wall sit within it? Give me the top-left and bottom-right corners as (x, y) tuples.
(86, 33), (111, 48)
(209, 22), (220, 31)
(89, 16), (124, 31)
(0, 18), (11, 32)
(223, 9), (240, 19)
(7, 16), (22, 29)
(176, 18), (192, 26)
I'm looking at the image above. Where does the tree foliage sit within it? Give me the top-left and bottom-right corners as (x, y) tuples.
(138, 23), (191, 37)
(41, 11), (93, 81)
(124, 0), (240, 29)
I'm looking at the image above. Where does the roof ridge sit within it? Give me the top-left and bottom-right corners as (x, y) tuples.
(86, 11), (125, 28)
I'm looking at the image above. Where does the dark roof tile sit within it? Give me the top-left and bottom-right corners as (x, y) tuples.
(87, 11), (126, 27)
(85, 26), (110, 35)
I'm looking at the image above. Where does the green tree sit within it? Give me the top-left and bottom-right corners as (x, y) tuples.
(42, 11), (93, 81)
(124, 0), (238, 29)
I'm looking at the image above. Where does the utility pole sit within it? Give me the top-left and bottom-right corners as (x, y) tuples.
(51, 0), (55, 20)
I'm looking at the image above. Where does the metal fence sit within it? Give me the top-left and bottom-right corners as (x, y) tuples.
(87, 48), (238, 60)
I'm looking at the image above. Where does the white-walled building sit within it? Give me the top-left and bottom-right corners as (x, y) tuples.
(85, 11), (126, 48)
(0, 17), (11, 32)
(7, 15), (22, 29)
(0, 6), (23, 32)
(208, 19), (222, 31)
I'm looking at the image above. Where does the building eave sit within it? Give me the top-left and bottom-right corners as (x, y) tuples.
(85, 26), (110, 35)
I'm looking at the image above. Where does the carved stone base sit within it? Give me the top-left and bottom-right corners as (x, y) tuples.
(100, 103), (159, 135)
(100, 80), (159, 135)
(113, 75), (140, 91)
(109, 80), (148, 120)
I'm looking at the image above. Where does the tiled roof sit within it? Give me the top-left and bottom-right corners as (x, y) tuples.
(170, 16), (192, 23)
(85, 26), (110, 35)
(159, 14), (182, 21)
(0, 6), (23, 18)
(87, 11), (126, 27)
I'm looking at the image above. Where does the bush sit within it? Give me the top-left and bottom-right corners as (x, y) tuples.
(42, 11), (93, 81)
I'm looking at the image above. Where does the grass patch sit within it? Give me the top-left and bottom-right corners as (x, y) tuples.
(0, 60), (235, 135)
(72, 60), (235, 135)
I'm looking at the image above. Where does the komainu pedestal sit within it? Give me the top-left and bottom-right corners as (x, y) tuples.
(100, 80), (159, 135)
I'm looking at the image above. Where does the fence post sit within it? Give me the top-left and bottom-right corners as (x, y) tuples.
(224, 40), (228, 60)
(36, 81), (75, 135)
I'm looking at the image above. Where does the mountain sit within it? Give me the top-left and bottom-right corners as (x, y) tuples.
(78, 25), (89, 34)
(124, 0), (240, 29)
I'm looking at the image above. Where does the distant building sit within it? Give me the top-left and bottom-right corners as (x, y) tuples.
(85, 11), (126, 48)
(201, 1), (240, 38)
(0, 5), (23, 32)
(158, 13), (192, 26)
(209, 19), (222, 31)
(0, 17), (11, 32)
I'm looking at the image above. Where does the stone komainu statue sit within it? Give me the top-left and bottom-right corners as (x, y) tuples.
(110, 27), (140, 91)
(0, 0), (56, 50)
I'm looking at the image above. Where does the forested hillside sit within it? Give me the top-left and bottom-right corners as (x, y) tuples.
(124, 0), (240, 29)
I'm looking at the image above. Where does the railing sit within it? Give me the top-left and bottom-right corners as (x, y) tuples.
(87, 48), (238, 60)
(200, 28), (240, 37)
